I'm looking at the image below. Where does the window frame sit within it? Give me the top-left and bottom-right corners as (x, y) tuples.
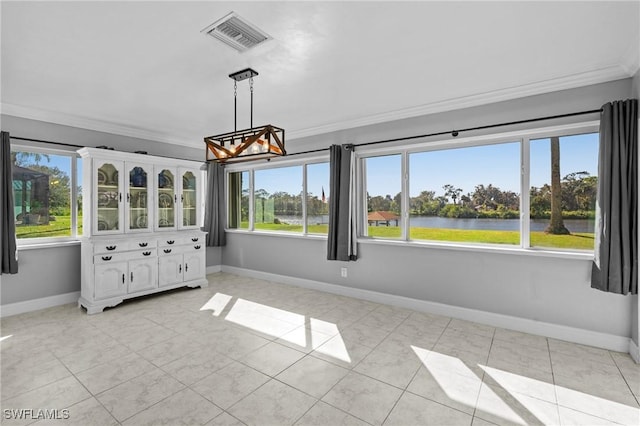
(10, 143), (82, 247)
(225, 153), (330, 236)
(356, 120), (600, 254)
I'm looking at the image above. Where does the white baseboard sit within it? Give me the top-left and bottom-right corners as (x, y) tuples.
(0, 291), (80, 318)
(630, 339), (640, 363)
(206, 265), (222, 274)
(221, 265), (631, 354)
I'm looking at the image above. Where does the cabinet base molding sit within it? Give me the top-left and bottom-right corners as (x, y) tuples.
(79, 277), (208, 314)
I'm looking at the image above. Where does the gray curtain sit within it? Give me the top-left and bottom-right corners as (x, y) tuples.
(204, 161), (226, 247)
(1, 131), (18, 274)
(327, 144), (357, 261)
(591, 99), (638, 294)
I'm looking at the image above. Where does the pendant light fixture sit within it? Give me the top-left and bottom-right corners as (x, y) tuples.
(205, 68), (285, 163)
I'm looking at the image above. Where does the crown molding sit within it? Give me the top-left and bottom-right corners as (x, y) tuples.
(2, 64), (633, 146)
(287, 65), (633, 140)
(620, 38), (640, 77)
(0, 103), (202, 149)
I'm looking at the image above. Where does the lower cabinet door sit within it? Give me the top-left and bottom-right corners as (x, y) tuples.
(183, 251), (205, 282)
(128, 258), (158, 293)
(95, 262), (128, 300)
(158, 254), (184, 287)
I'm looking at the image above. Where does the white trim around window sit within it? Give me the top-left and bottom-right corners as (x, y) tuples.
(10, 143), (83, 247)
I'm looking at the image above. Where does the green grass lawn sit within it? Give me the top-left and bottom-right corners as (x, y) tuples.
(16, 216), (83, 239)
(376, 226), (594, 250)
(20, 217), (591, 250)
(250, 222), (594, 250)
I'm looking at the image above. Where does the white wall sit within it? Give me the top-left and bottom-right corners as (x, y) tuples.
(0, 115), (222, 305)
(223, 78), (636, 341)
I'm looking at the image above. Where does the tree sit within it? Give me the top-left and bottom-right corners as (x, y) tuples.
(546, 136), (570, 234)
(11, 152), (50, 167)
(443, 184), (463, 205)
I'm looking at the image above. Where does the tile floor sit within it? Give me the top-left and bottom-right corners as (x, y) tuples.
(1, 272), (639, 425)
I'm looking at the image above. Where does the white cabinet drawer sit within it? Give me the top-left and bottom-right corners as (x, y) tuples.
(94, 242), (126, 255)
(158, 234), (204, 247)
(94, 249), (157, 264)
(158, 243), (204, 256)
(94, 239), (156, 254)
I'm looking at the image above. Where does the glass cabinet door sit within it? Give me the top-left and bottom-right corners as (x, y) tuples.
(95, 161), (122, 233)
(157, 168), (176, 230)
(180, 170), (198, 228)
(127, 164), (151, 232)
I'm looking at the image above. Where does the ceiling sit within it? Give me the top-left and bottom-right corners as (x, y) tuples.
(2, 1), (639, 150)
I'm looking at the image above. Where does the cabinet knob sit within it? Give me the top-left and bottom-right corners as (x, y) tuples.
(101, 256), (112, 261)
(191, 237), (199, 242)
(194, 245), (201, 250)
(139, 242), (148, 247)
(106, 245), (117, 251)
(164, 249), (172, 254)
(167, 240), (175, 245)
(142, 251), (151, 256)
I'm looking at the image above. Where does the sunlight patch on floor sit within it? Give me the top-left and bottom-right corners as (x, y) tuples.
(412, 345), (640, 426)
(412, 345), (525, 424)
(315, 335), (351, 363)
(0, 334), (13, 343)
(199, 293), (233, 316)
(210, 296), (351, 363)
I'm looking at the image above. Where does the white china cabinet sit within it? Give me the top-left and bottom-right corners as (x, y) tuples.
(78, 148), (208, 314)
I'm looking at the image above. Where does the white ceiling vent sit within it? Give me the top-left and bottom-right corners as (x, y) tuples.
(201, 12), (270, 52)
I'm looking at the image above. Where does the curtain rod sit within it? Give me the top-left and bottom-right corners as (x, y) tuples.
(284, 108), (602, 157)
(9, 107), (602, 162)
(8, 136), (202, 163)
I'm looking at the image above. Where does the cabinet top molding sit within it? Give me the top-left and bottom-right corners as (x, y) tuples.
(77, 147), (205, 168)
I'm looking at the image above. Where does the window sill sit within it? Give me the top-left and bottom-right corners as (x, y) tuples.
(225, 228), (328, 241)
(358, 237), (593, 260)
(224, 230), (592, 261)
(17, 239), (82, 251)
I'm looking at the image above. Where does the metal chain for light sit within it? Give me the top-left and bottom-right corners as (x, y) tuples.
(233, 80), (238, 135)
(249, 76), (254, 128)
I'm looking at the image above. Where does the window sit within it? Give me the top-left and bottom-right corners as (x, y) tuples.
(226, 160), (330, 235)
(364, 154), (402, 239)
(11, 147), (82, 242)
(306, 162), (330, 235)
(529, 133), (598, 250)
(359, 124), (598, 252)
(254, 166), (303, 233)
(409, 142), (521, 245)
(228, 171), (250, 230)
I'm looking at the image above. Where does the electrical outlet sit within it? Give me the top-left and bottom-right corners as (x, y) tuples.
(341, 267), (348, 278)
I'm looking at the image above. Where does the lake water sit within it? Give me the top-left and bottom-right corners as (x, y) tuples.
(278, 215), (595, 233)
(408, 216), (595, 233)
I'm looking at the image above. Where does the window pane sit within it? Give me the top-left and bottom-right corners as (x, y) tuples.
(12, 151), (72, 239)
(530, 133), (597, 250)
(228, 171), (249, 229)
(254, 166), (303, 233)
(365, 154), (402, 239)
(77, 157), (83, 236)
(306, 162), (330, 235)
(409, 142), (520, 245)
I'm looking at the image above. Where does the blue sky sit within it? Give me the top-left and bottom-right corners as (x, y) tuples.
(253, 132), (598, 197)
